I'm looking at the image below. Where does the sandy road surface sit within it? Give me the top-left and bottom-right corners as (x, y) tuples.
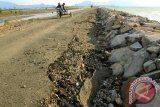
(0, 9), (92, 107)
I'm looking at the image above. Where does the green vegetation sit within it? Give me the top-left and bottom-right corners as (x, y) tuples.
(0, 9), (20, 15)
(0, 8), (55, 16)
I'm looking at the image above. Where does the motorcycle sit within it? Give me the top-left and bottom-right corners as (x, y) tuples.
(56, 8), (72, 18)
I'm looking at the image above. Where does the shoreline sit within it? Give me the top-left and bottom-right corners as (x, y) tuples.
(103, 6), (160, 22)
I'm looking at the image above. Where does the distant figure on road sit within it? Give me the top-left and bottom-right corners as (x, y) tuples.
(62, 3), (66, 12)
(56, 2), (61, 9)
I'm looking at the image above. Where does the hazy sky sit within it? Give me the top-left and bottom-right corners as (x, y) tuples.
(1, 0), (160, 6)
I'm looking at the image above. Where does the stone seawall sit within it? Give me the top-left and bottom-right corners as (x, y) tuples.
(92, 8), (160, 107)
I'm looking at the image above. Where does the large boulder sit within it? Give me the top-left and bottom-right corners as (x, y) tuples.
(123, 49), (149, 78)
(147, 46), (160, 54)
(110, 33), (129, 48)
(120, 24), (133, 34)
(126, 31), (146, 43)
(109, 47), (134, 63)
(141, 36), (151, 48)
(142, 34), (160, 48)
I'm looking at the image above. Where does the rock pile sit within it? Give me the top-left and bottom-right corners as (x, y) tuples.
(92, 8), (160, 107)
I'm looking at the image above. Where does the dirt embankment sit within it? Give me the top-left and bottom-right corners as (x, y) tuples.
(44, 8), (160, 107)
(43, 8), (120, 107)
(0, 9), (95, 107)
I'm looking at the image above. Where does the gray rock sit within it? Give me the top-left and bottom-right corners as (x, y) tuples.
(143, 60), (156, 73)
(127, 17), (141, 23)
(115, 97), (123, 105)
(155, 59), (160, 69)
(120, 24), (132, 33)
(110, 90), (117, 101)
(141, 70), (160, 77)
(109, 47), (134, 63)
(123, 49), (149, 78)
(105, 30), (118, 41)
(150, 53), (158, 59)
(105, 16), (116, 31)
(141, 36), (151, 48)
(106, 97), (112, 103)
(141, 70), (160, 78)
(110, 63), (124, 76)
(125, 31), (146, 43)
(142, 34), (160, 48)
(147, 46), (160, 54)
(112, 25), (121, 30)
(105, 31), (114, 39)
(103, 103), (108, 107)
(126, 33), (142, 43)
(105, 51), (111, 56)
(130, 42), (142, 51)
(108, 103), (114, 107)
(138, 17), (148, 25)
(110, 33), (129, 48)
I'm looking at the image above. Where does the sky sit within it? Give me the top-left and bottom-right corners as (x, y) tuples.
(1, 0), (160, 6)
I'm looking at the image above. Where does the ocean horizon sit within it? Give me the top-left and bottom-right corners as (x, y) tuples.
(103, 6), (160, 22)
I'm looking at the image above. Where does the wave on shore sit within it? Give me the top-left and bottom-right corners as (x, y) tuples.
(105, 7), (160, 22)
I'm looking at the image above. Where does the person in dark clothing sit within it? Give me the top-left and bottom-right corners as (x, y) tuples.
(56, 2), (61, 9)
(61, 3), (66, 12)
(56, 2), (63, 18)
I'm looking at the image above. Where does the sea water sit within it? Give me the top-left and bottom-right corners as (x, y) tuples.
(104, 6), (160, 22)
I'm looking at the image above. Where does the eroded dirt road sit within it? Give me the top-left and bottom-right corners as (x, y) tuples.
(0, 9), (94, 107)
